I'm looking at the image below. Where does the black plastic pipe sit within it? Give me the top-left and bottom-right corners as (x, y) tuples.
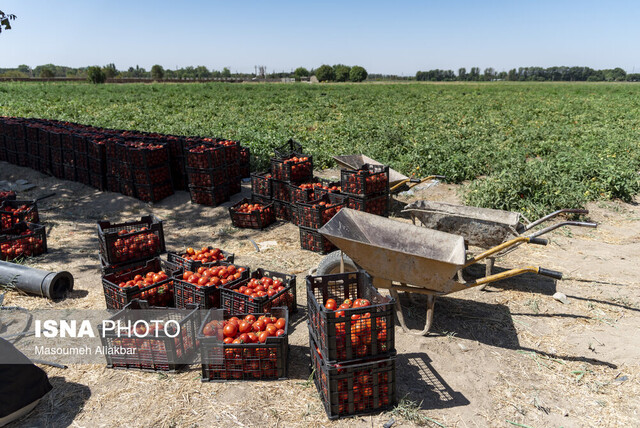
(0, 261), (73, 300)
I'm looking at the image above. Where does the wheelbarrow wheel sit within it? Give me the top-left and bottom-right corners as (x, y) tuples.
(316, 251), (359, 275)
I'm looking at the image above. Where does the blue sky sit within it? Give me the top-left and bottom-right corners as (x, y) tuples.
(1, 0), (639, 74)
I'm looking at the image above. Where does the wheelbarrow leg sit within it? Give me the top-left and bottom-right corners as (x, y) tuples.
(389, 288), (435, 336)
(478, 257), (495, 291)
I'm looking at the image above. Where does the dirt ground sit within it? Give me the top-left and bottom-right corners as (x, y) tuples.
(1, 165), (639, 428)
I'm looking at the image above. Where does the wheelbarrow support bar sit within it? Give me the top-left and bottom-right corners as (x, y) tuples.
(463, 236), (547, 269)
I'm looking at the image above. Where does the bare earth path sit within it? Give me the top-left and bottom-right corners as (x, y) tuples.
(2, 165), (638, 428)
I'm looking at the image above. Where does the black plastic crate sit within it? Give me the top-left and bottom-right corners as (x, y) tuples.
(89, 171), (107, 191)
(166, 246), (234, 272)
(229, 198), (276, 229)
(106, 175), (120, 193)
(273, 201), (293, 222)
(239, 146), (250, 178)
(135, 181), (174, 203)
(270, 152), (313, 183)
(299, 226), (335, 254)
(129, 144), (170, 167)
(347, 193), (389, 217)
(221, 268), (297, 315)
(307, 271), (395, 364)
(341, 164), (390, 197)
(0, 200), (39, 231)
(0, 222), (48, 261)
(73, 134), (88, 154)
(133, 163), (173, 186)
(173, 263), (249, 309)
(97, 215), (166, 265)
(102, 257), (175, 309)
(63, 164), (77, 182)
(271, 179), (290, 202)
(218, 140), (240, 164)
(0, 191), (16, 205)
(26, 140), (39, 157)
(120, 179), (136, 198)
(189, 184), (229, 207)
(186, 167), (226, 188)
(186, 143), (226, 169)
(295, 194), (346, 229)
(313, 180), (342, 198)
(27, 154), (40, 171)
(76, 167), (91, 186)
(274, 139), (303, 159)
(288, 181), (321, 204)
(226, 162), (240, 179)
(198, 307), (289, 381)
(74, 152), (88, 170)
(310, 336), (396, 419)
(97, 299), (199, 372)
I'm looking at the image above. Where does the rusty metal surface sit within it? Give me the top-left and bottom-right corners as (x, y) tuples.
(403, 200), (522, 248)
(319, 209), (467, 291)
(332, 154), (408, 186)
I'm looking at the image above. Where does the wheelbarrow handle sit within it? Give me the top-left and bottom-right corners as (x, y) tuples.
(527, 221), (598, 239)
(523, 208), (590, 231)
(538, 267), (563, 280)
(528, 237), (548, 245)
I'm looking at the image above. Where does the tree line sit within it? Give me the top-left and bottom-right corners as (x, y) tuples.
(416, 66), (640, 82)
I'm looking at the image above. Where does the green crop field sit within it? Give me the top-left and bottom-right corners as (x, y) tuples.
(1, 81), (638, 216)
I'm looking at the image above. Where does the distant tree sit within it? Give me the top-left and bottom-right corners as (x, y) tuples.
(469, 67), (480, 81)
(221, 67), (231, 78)
(195, 65), (210, 79)
(458, 67), (467, 81)
(17, 64), (30, 75)
(483, 67), (495, 81)
(507, 68), (518, 81)
(1, 70), (28, 78)
(87, 66), (107, 84)
(103, 63), (117, 78)
(294, 67), (309, 80)
(349, 66), (368, 82)
(333, 64), (351, 82)
(39, 67), (55, 78)
(151, 64), (164, 80)
(0, 10), (16, 33)
(315, 64), (335, 82)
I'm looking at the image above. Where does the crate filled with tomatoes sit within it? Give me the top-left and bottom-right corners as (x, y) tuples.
(250, 171), (272, 198)
(272, 200), (294, 222)
(97, 215), (166, 266)
(186, 167), (226, 188)
(239, 146), (251, 178)
(307, 271), (395, 364)
(0, 191), (16, 205)
(288, 180), (322, 204)
(0, 222), (47, 261)
(340, 164), (389, 197)
(299, 227), (335, 254)
(229, 198), (276, 229)
(173, 263), (249, 309)
(294, 194), (346, 229)
(0, 200), (39, 231)
(167, 246), (234, 272)
(135, 181), (174, 203)
(271, 179), (290, 203)
(198, 307), (289, 381)
(221, 268), (297, 315)
(271, 153), (313, 183)
(98, 299), (200, 372)
(101, 257), (175, 309)
(189, 184), (230, 207)
(185, 142), (226, 169)
(310, 336), (396, 419)
(346, 193), (390, 217)
(313, 180), (341, 199)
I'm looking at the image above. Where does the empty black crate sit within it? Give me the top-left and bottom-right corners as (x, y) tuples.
(307, 271), (395, 364)
(97, 299), (199, 372)
(97, 215), (166, 265)
(102, 257), (175, 309)
(198, 307), (289, 381)
(221, 268), (297, 315)
(310, 336), (396, 419)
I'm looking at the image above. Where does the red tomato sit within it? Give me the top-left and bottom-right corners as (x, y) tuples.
(223, 323), (238, 338)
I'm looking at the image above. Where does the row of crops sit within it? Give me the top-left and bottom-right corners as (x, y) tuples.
(0, 82), (638, 215)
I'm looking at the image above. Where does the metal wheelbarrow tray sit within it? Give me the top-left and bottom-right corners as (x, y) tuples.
(319, 209), (563, 336)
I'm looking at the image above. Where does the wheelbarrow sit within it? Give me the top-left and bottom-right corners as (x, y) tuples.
(332, 154), (444, 194)
(402, 201), (596, 287)
(318, 209), (563, 336)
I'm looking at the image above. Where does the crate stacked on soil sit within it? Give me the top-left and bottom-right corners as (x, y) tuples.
(250, 172), (272, 198)
(239, 146), (251, 178)
(166, 246), (234, 272)
(307, 271), (396, 419)
(98, 299), (199, 372)
(0, 200), (39, 231)
(0, 222), (48, 261)
(299, 227), (335, 254)
(185, 141), (233, 207)
(101, 257), (175, 309)
(97, 215), (166, 268)
(221, 268), (297, 315)
(340, 164), (390, 217)
(125, 140), (174, 203)
(198, 307), (289, 381)
(229, 198), (276, 229)
(173, 262), (249, 309)
(294, 194), (346, 229)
